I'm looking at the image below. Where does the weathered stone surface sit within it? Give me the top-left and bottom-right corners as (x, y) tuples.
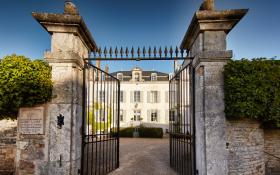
(227, 119), (265, 175)
(0, 119), (17, 174)
(193, 58), (229, 175)
(64, 1), (79, 15)
(180, 8), (248, 51)
(264, 129), (280, 173)
(199, 0), (215, 11)
(204, 31), (226, 51)
(16, 1), (92, 174)
(18, 107), (44, 135)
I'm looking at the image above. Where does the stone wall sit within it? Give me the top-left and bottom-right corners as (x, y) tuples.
(264, 129), (280, 173)
(227, 119), (265, 175)
(0, 119), (17, 175)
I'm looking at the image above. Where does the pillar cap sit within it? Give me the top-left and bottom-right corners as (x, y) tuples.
(180, 8), (248, 50)
(32, 2), (97, 51)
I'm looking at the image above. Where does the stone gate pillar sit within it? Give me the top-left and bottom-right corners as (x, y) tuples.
(181, 2), (247, 175)
(16, 2), (96, 175)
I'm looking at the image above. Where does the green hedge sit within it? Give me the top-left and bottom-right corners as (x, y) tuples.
(0, 55), (53, 119)
(119, 127), (134, 137)
(139, 127), (163, 138)
(224, 58), (280, 128)
(119, 127), (163, 138)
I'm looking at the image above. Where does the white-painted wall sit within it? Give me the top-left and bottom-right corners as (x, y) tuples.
(119, 81), (169, 131)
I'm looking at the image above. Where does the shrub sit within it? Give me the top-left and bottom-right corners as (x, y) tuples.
(224, 58), (280, 128)
(119, 127), (134, 137)
(139, 127), (163, 138)
(0, 55), (53, 119)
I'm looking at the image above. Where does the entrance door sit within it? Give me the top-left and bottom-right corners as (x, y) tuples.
(81, 61), (120, 175)
(169, 62), (196, 175)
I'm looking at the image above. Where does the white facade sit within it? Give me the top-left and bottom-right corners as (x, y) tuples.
(119, 81), (169, 128)
(115, 67), (171, 132)
(88, 67), (172, 133)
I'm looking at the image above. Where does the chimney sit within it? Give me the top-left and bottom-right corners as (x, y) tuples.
(105, 64), (109, 73)
(96, 60), (100, 69)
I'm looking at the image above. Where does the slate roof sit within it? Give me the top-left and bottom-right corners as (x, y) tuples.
(111, 70), (169, 81)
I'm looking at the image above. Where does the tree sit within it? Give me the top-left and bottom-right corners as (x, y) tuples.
(0, 55), (53, 119)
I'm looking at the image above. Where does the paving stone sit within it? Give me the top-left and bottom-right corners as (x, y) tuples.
(109, 138), (177, 175)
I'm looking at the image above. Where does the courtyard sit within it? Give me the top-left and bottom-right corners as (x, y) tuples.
(109, 138), (177, 175)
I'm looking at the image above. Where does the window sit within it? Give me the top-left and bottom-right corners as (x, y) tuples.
(120, 91), (124, 102)
(96, 109), (105, 122)
(117, 73), (123, 81)
(101, 74), (106, 81)
(120, 110), (124, 122)
(170, 110), (175, 122)
(151, 110), (158, 122)
(151, 73), (157, 81)
(134, 91), (141, 102)
(133, 110), (141, 121)
(169, 73), (174, 80)
(150, 91), (158, 103)
(99, 91), (105, 102)
(134, 72), (140, 81)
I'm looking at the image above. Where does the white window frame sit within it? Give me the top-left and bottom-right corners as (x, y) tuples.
(133, 110), (141, 121)
(120, 109), (124, 122)
(120, 91), (124, 103)
(151, 73), (157, 81)
(134, 91), (141, 103)
(134, 72), (140, 81)
(117, 73), (123, 81)
(150, 91), (158, 103)
(99, 91), (105, 102)
(96, 109), (106, 122)
(151, 110), (158, 122)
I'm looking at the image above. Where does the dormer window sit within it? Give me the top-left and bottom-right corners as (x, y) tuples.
(151, 73), (157, 81)
(117, 73), (123, 81)
(169, 73), (174, 80)
(134, 72), (140, 81)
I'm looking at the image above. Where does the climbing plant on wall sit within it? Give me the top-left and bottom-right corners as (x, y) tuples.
(224, 58), (280, 128)
(0, 55), (53, 119)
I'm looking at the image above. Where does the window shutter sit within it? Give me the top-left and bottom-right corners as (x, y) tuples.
(140, 91), (143, 103)
(130, 91), (134, 103)
(147, 110), (151, 122)
(147, 92), (150, 103)
(165, 91), (169, 103)
(165, 110), (169, 123)
(157, 91), (161, 103)
(157, 110), (160, 122)
(123, 91), (126, 103)
(123, 110), (126, 122)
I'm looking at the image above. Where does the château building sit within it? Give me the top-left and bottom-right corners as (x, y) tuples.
(111, 67), (173, 132)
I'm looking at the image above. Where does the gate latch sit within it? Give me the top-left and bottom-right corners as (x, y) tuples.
(57, 114), (64, 129)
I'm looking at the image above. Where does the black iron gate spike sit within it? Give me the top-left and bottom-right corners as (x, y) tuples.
(85, 46), (191, 60)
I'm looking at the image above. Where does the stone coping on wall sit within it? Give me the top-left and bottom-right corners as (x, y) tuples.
(180, 9), (248, 50)
(32, 12), (97, 51)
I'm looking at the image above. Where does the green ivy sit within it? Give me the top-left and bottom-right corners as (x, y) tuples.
(0, 55), (53, 119)
(224, 58), (280, 128)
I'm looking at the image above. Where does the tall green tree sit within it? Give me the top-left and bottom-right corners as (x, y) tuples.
(0, 55), (53, 119)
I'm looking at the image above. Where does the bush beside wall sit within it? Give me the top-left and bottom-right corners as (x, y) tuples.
(139, 127), (163, 138)
(119, 127), (134, 137)
(0, 55), (53, 119)
(119, 127), (163, 138)
(224, 58), (280, 128)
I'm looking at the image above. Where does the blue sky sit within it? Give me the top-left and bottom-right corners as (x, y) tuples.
(0, 0), (279, 73)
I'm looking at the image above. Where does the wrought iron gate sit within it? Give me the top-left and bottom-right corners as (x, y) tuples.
(169, 62), (196, 175)
(81, 61), (120, 175)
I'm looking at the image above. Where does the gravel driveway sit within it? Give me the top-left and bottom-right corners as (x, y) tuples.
(109, 138), (177, 175)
